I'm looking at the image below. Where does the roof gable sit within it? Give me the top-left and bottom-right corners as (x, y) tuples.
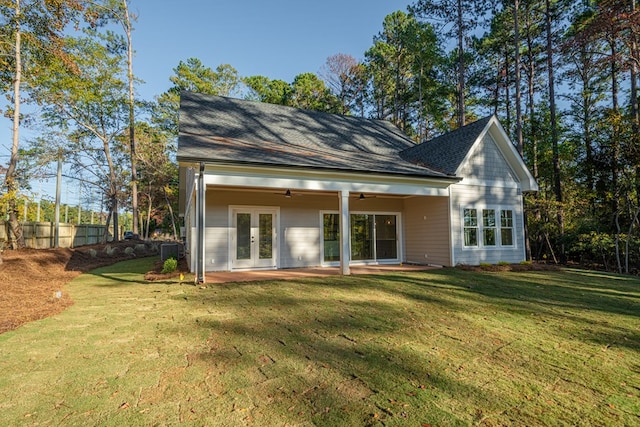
(400, 116), (538, 192)
(399, 116), (491, 175)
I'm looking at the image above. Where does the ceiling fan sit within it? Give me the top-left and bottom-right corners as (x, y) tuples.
(355, 193), (377, 200)
(274, 189), (302, 198)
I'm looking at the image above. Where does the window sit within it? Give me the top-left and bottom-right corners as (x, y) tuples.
(482, 209), (496, 246)
(463, 207), (515, 248)
(501, 210), (514, 246)
(463, 208), (478, 246)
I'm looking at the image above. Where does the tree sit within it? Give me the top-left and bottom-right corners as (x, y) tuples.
(33, 32), (130, 242)
(289, 72), (340, 112)
(0, 0), (84, 249)
(133, 122), (177, 239)
(153, 58), (240, 136)
(319, 53), (367, 115)
(410, 0), (483, 127)
(365, 10), (445, 139)
(243, 75), (291, 105)
(244, 73), (341, 113)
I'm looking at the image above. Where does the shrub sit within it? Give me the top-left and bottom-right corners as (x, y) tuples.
(162, 257), (178, 274)
(124, 247), (135, 256)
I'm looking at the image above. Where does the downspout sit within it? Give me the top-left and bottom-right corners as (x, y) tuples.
(196, 162), (205, 284)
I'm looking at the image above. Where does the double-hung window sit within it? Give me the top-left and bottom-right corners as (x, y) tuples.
(463, 207), (515, 248)
(463, 208), (478, 246)
(501, 210), (514, 246)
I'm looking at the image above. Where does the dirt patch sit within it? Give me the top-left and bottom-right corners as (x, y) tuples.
(144, 257), (190, 281)
(0, 240), (171, 334)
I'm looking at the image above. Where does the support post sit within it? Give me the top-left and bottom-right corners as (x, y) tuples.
(196, 162), (206, 284)
(338, 190), (351, 275)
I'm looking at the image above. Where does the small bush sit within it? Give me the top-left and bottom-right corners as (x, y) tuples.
(124, 247), (135, 256)
(89, 249), (97, 258)
(497, 261), (511, 266)
(162, 257), (178, 274)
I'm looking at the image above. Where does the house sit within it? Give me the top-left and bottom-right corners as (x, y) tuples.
(177, 91), (538, 282)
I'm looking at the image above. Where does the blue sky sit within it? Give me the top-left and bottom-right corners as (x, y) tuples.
(133, 0), (407, 100)
(3, 0), (409, 207)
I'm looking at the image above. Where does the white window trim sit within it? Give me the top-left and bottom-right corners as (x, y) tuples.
(461, 206), (516, 250)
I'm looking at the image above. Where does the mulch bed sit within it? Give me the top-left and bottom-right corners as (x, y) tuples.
(0, 240), (180, 334)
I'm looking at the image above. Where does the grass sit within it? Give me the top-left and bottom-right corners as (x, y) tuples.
(0, 259), (638, 426)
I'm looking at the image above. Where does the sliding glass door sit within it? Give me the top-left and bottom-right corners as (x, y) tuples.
(322, 212), (399, 263)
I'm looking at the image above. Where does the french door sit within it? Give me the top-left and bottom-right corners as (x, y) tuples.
(232, 208), (277, 269)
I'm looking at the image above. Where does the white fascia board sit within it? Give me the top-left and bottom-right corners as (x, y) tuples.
(200, 163), (457, 197)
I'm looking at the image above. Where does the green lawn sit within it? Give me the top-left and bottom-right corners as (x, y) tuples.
(0, 259), (638, 426)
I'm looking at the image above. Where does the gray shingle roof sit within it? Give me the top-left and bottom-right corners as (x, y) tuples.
(399, 116), (492, 175)
(177, 92), (455, 179)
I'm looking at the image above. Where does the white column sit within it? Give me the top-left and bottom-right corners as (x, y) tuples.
(338, 190), (351, 275)
(196, 162), (206, 284)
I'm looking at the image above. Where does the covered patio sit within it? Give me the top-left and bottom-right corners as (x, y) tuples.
(205, 264), (439, 284)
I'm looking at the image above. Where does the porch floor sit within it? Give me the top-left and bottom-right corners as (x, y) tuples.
(204, 264), (439, 284)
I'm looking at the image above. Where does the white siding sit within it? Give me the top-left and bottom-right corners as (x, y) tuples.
(451, 135), (526, 265)
(403, 196), (451, 266)
(203, 190), (339, 271)
(458, 133), (518, 182)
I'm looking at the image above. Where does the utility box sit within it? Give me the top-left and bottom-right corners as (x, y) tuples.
(160, 242), (179, 261)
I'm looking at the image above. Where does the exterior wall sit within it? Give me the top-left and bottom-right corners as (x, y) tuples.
(450, 135), (526, 265)
(200, 188), (417, 271)
(202, 190), (341, 271)
(403, 196), (451, 266)
(280, 195), (338, 268)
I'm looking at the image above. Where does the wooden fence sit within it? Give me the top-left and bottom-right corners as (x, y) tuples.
(0, 221), (120, 249)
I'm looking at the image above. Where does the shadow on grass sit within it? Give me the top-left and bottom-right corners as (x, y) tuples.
(384, 269), (640, 352)
(179, 284), (496, 425)
(80, 257), (158, 287)
(157, 268), (640, 424)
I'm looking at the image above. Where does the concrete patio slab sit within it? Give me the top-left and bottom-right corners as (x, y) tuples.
(204, 264), (438, 284)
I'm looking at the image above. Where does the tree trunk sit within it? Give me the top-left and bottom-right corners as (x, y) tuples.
(514, 0), (523, 156)
(456, 0), (465, 127)
(145, 193), (153, 240)
(545, 0), (564, 261)
(123, 0), (138, 237)
(163, 188), (177, 239)
(4, 0), (25, 250)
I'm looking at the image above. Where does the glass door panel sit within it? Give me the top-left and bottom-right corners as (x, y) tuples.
(350, 214), (374, 260)
(375, 215), (397, 260)
(236, 213), (251, 260)
(258, 213), (273, 259)
(323, 213), (340, 262)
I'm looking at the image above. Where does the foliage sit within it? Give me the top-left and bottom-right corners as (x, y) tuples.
(161, 257), (177, 273)
(243, 72), (340, 113)
(152, 58), (240, 135)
